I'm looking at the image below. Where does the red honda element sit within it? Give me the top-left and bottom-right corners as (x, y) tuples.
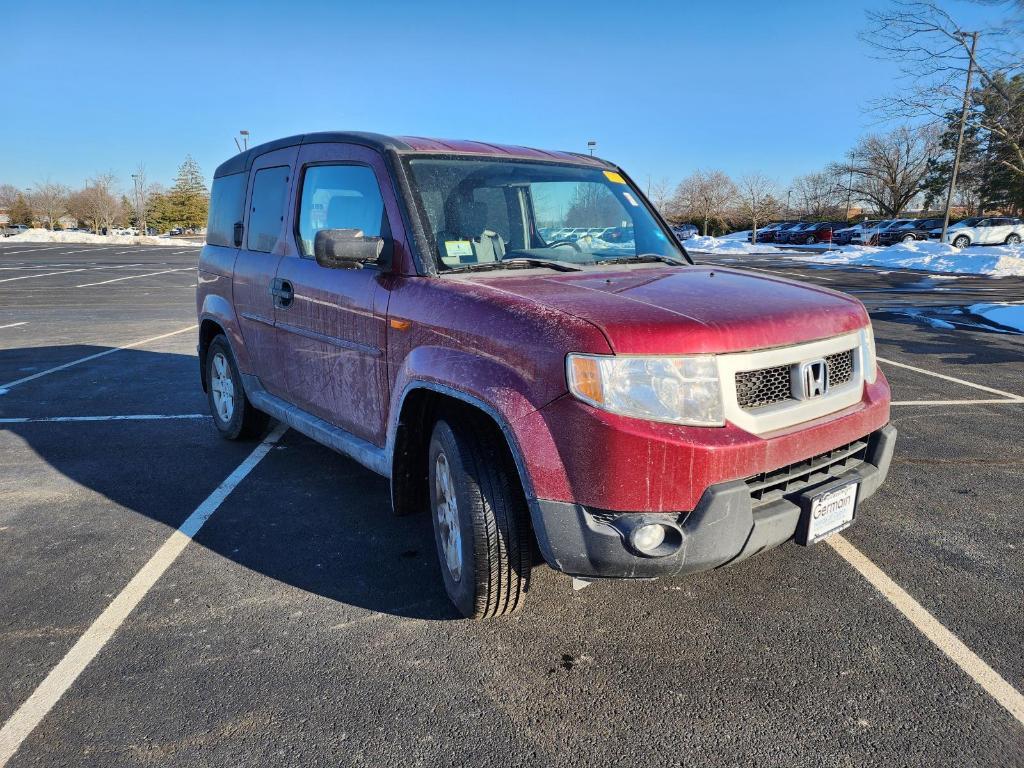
(197, 132), (895, 618)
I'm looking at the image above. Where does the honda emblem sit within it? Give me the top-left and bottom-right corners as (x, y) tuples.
(795, 359), (830, 400)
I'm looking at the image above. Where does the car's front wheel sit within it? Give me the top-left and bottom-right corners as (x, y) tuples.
(1006, 233), (1021, 245)
(806, 235), (817, 244)
(428, 417), (531, 619)
(205, 335), (268, 440)
(952, 235), (971, 249)
(901, 234), (915, 243)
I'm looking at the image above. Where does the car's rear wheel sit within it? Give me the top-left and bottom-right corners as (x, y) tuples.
(1006, 233), (1021, 245)
(206, 335), (268, 440)
(952, 235), (970, 249)
(428, 417), (531, 619)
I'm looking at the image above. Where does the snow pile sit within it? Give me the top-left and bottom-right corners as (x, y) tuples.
(791, 240), (1024, 277)
(5, 228), (200, 247)
(720, 230), (751, 240)
(685, 234), (783, 254)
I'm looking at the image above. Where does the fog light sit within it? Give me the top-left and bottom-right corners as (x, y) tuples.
(631, 523), (667, 554)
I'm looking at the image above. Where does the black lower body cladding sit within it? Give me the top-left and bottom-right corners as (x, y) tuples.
(530, 425), (897, 579)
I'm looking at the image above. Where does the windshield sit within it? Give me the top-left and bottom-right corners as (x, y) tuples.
(404, 157), (684, 271)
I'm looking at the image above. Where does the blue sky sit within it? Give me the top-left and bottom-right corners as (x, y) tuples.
(1, 0), (1004, 194)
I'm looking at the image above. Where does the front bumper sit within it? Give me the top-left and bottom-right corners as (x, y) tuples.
(530, 424), (896, 579)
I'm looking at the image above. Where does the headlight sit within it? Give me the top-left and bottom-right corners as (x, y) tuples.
(566, 354), (724, 426)
(860, 324), (878, 384)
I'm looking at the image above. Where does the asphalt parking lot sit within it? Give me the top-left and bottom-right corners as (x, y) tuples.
(1, 241), (1022, 767)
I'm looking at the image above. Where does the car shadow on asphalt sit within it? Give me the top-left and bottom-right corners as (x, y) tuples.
(1, 346), (462, 622)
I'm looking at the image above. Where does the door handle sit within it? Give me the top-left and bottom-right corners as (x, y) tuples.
(270, 278), (294, 308)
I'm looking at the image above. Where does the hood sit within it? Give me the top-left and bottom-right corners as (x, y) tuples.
(472, 265), (868, 355)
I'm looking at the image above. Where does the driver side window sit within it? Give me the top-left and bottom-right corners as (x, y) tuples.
(297, 165), (386, 258)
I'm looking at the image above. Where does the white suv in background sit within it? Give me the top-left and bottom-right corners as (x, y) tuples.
(940, 217), (1023, 248)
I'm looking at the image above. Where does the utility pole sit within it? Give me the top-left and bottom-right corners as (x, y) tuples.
(940, 31), (978, 244)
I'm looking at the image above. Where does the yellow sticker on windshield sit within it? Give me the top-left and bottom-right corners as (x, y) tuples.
(603, 171), (626, 184)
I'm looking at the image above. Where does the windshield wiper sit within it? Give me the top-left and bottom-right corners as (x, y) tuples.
(598, 253), (686, 266)
(442, 258), (582, 274)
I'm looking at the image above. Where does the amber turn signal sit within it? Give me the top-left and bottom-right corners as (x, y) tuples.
(567, 355), (604, 405)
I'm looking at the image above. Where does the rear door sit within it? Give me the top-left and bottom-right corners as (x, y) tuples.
(231, 146), (297, 396)
(271, 142), (395, 446)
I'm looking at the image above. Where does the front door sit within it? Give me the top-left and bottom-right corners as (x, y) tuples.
(271, 143), (394, 446)
(232, 146), (297, 397)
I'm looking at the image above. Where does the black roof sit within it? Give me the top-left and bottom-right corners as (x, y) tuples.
(213, 132), (411, 178)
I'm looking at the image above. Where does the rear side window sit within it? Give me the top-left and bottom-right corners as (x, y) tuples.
(247, 166), (291, 253)
(297, 165), (386, 257)
(206, 173), (246, 247)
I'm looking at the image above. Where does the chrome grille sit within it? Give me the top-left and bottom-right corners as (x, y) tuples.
(735, 349), (857, 411)
(746, 439), (869, 506)
(735, 364), (792, 410)
(825, 349), (854, 386)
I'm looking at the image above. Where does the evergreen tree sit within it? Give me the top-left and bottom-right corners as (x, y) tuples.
(146, 191), (176, 233)
(9, 193), (33, 226)
(168, 155), (210, 228)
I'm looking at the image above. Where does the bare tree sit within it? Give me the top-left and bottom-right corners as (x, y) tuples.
(789, 172), (846, 218)
(645, 176), (672, 215)
(669, 170), (737, 235)
(830, 125), (940, 216)
(733, 174), (781, 243)
(862, 1), (1024, 181)
(68, 174), (121, 233)
(29, 181), (71, 229)
(130, 164), (155, 234)
(0, 184), (19, 213)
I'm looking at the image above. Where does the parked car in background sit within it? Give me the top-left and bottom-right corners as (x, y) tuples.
(671, 223), (698, 240)
(792, 221), (847, 245)
(764, 221), (804, 243)
(197, 130), (894, 618)
(877, 218), (943, 246)
(833, 221), (880, 246)
(776, 222), (818, 244)
(940, 217), (1024, 247)
(747, 221), (791, 243)
(2, 224), (29, 237)
(927, 216), (982, 239)
(851, 219), (909, 246)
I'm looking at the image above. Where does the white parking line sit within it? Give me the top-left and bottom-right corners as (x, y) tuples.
(0, 269), (87, 284)
(0, 325), (197, 392)
(891, 399), (1024, 406)
(828, 535), (1024, 726)
(737, 265), (836, 282)
(0, 423), (287, 767)
(0, 322), (28, 330)
(878, 356), (1024, 401)
(0, 414), (209, 423)
(76, 268), (193, 288)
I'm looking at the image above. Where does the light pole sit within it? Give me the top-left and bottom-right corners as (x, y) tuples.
(940, 31), (979, 244)
(587, 140), (596, 157)
(234, 130), (250, 153)
(131, 173), (145, 235)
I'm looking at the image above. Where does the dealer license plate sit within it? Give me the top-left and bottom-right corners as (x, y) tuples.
(804, 482), (858, 544)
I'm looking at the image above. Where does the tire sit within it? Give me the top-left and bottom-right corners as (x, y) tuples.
(952, 235), (970, 249)
(428, 417), (531, 619)
(205, 335), (268, 440)
(806, 236), (817, 245)
(1006, 233), (1021, 245)
(901, 234), (915, 243)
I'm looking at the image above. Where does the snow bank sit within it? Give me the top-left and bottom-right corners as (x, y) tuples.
(720, 230), (751, 241)
(685, 234), (783, 254)
(5, 228), (200, 247)
(790, 240), (1024, 277)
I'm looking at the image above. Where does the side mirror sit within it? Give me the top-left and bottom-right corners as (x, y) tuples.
(232, 221), (244, 248)
(314, 228), (384, 270)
